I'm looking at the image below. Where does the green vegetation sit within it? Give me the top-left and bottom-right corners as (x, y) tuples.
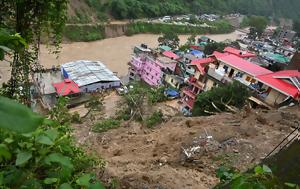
(92, 119), (121, 133)
(0, 96), (106, 188)
(125, 21), (234, 36)
(64, 25), (105, 42)
(192, 81), (250, 116)
(242, 16), (269, 39)
(148, 86), (168, 104)
(158, 32), (180, 50)
(215, 164), (299, 189)
(105, 0), (300, 20)
(204, 42), (226, 55)
(144, 111), (164, 128)
(0, 0), (68, 105)
(116, 82), (167, 123)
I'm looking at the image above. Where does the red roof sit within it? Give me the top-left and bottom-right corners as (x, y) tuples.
(217, 54), (273, 77)
(52, 79), (81, 96)
(224, 47), (256, 58)
(212, 51), (227, 59)
(190, 57), (214, 74)
(256, 72), (300, 98)
(270, 70), (300, 79)
(162, 51), (180, 60)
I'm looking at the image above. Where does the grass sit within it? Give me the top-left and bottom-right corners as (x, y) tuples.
(144, 111), (164, 128)
(92, 119), (121, 133)
(63, 25), (105, 42)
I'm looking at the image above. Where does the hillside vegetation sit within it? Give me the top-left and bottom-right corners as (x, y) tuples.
(69, 0), (300, 22)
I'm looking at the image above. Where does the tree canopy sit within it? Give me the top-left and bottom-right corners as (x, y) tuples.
(0, 0), (68, 104)
(158, 32), (180, 50)
(105, 0), (300, 20)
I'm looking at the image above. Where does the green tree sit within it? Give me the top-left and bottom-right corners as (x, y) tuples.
(187, 34), (196, 45)
(0, 0), (68, 105)
(248, 16), (268, 38)
(204, 42), (226, 55)
(158, 31), (180, 50)
(192, 81), (250, 116)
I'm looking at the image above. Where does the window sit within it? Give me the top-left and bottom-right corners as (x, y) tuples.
(228, 69), (235, 78)
(246, 76), (251, 82)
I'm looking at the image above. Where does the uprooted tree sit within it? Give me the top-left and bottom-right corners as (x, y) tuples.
(192, 81), (250, 116)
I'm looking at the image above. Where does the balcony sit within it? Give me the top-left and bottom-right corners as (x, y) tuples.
(182, 97), (195, 109)
(186, 67), (195, 75)
(183, 88), (196, 99)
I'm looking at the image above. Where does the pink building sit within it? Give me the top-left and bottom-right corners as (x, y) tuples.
(129, 46), (177, 86)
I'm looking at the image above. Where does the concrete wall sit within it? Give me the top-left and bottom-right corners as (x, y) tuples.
(204, 78), (215, 91)
(80, 81), (120, 92)
(104, 24), (128, 38)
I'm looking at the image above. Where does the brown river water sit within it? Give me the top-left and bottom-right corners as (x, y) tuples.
(0, 32), (241, 85)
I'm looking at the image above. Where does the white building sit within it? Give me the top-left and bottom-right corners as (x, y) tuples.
(61, 60), (120, 92)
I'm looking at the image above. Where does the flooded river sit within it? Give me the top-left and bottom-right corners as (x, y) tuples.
(0, 31), (242, 85)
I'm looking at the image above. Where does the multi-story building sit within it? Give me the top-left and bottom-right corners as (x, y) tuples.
(180, 57), (215, 112)
(206, 52), (300, 107)
(129, 45), (178, 86)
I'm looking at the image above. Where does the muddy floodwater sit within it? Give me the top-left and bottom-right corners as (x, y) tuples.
(39, 32), (241, 77)
(0, 31), (242, 85)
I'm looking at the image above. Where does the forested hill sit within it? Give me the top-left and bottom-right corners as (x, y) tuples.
(70, 0), (300, 21)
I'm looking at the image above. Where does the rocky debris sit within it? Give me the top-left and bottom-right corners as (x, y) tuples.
(72, 106), (299, 189)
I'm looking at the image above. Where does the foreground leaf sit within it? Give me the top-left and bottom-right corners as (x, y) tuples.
(44, 153), (73, 169)
(59, 183), (73, 189)
(0, 96), (44, 133)
(16, 151), (32, 166)
(76, 174), (93, 187)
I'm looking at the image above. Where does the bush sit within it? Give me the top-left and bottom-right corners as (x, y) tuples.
(71, 112), (82, 123)
(192, 81), (250, 116)
(0, 96), (106, 188)
(92, 119), (121, 133)
(63, 25), (105, 42)
(148, 86), (168, 104)
(144, 111), (163, 128)
(125, 21), (234, 36)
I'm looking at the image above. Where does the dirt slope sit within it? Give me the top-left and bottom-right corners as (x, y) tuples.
(72, 105), (300, 189)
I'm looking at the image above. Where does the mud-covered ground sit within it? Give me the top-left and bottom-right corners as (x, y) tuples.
(71, 92), (300, 189)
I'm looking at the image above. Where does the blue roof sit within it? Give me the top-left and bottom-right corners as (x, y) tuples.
(165, 89), (179, 97)
(191, 50), (203, 56)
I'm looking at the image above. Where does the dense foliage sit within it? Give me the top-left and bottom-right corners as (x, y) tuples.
(192, 81), (250, 116)
(215, 164), (299, 189)
(0, 0), (68, 105)
(64, 25), (105, 42)
(0, 97), (106, 188)
(125, 21), (234, 36)
(105, 0), (300, 20)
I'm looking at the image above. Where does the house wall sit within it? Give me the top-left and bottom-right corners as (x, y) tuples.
(80, 81), (120, 93)
(204, 78), (215, 91)
(264, 89), (288, 106)
(165, 75), (180, 89)
(140, 58), (162, 86)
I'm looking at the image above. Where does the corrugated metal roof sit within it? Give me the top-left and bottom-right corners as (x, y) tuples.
(61, 60), (120, 87)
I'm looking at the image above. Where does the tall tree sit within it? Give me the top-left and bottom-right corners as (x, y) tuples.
(248, 16), (268, 39)
(158, 31), (180, 50)
(0, 0), (68, 105)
